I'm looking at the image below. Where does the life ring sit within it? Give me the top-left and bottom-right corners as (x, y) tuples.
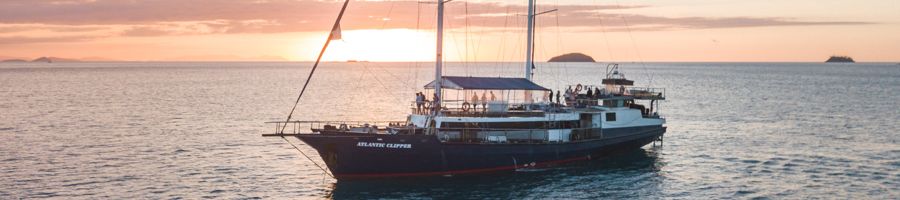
(461, 102), (471, 112)
(575, 84), (583, 93)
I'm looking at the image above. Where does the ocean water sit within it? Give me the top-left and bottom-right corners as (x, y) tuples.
(1, 62), (897, 199)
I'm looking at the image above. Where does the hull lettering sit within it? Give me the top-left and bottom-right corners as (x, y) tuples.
(357, 142), (412, 149)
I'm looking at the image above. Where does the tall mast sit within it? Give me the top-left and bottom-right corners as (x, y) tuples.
(524, 0), (536, 80)
(433, 0), (446, 115)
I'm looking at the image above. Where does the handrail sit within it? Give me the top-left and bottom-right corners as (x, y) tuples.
(265, 120), (406, 124)
(266, 120), (406, 135)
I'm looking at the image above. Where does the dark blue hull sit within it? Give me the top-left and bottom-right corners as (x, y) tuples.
(297, 126), (665, 179)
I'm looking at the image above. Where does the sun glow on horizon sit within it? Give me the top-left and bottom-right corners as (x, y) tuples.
(302, 29), (437, 62)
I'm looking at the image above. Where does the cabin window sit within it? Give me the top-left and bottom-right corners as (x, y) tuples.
(605, 112), (616, 121)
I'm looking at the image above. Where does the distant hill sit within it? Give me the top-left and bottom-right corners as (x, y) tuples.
(825, 55), (854, 63)
(31, 57), (81, 63)
(1, 59), (28, 63)
(548, 53), (595, 62)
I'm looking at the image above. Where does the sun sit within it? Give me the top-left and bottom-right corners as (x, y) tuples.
(295, 29), (437, 62)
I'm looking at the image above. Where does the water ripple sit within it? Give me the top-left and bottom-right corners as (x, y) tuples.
(1, 62), (898, 199)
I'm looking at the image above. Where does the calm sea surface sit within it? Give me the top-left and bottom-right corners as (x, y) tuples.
(1, 62), (898, 199)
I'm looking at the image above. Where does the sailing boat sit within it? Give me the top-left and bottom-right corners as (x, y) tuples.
(265, 0), (667, 179)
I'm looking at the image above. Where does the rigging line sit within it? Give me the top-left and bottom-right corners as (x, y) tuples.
(339, 36), (369, 98)
(445, 6), (467, 76)
(495, 6), (509, 76)
(593, 0), (614, 62)
(613, 0), (653, 87)
(510, 10), (523, 76)
(373, 1), (397, 90)
(497, 5), (511, 76)
(380, 0), (397, 29)
(465, 0), (469, 73)
(280, 0), (350, 134)
(361, 62), (408, 104)
(414, 2), (422, 92)
(471, 5), (487, 74)
(553, 0), (563, 87)
(465, 3), (483, 74)
(372, 60), (416, 88)
(281, 136), (334, 178)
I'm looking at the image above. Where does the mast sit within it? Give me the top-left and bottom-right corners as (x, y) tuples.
(433, 0), (446, 115)
(524, 0), (536, 80)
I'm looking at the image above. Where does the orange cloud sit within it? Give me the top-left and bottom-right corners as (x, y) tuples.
(0, 0), (870, 35)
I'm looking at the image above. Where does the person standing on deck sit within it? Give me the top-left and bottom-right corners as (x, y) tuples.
(490, 91), (496, 101)
(480, 91), (487, 112)
(415, 92), (424, 114)
(432, 93), (440, 113)
(471, 92), (480, 112)
(556, 90), (561, 105)
(549, 90), (554, 103)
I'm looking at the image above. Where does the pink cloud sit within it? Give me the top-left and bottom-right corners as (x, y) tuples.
(0, 0), (872, 43)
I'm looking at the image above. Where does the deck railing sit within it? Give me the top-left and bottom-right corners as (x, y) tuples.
(266, 121), (665, 144)
(265, 120), (406, 134)
(626, 87), (666, 100)
(408, 100), (556, 117)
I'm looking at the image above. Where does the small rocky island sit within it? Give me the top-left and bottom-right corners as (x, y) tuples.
(548, 53), (596, 62)
(32, 57), (54, 63)
(825, 55), (855, 63)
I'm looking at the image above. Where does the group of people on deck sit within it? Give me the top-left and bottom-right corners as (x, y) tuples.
(547, 84), (626, 106)
(414, 91), (497, 114)
(414, 92), (435, 114)
(468, 91), (496, 112)
(413, 83), (633, 113)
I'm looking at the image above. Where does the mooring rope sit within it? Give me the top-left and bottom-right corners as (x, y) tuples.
(281, 136), (335, 178)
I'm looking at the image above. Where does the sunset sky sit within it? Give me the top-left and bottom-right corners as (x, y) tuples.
(1, 0), (898, 62)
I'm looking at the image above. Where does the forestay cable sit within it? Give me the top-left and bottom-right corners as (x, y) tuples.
(281, 136), (334, 178)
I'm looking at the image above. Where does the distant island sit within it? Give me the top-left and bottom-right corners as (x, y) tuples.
(825, 55), (855, 63)
(0, 57), (82, 63)
(1, 59), (27, 63)
(548, 53), (595, 62)
(32, 56), (82, 63)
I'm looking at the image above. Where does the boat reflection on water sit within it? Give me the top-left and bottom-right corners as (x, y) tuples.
(325, 148), (665, 199)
